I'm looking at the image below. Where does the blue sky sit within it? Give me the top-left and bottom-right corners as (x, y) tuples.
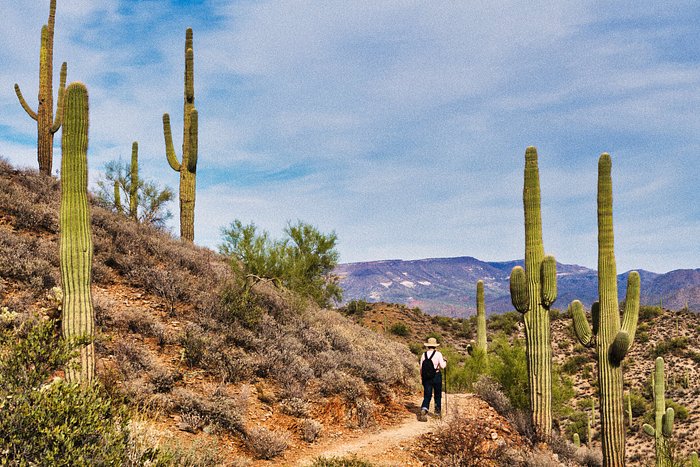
(1, 1), (698, 273)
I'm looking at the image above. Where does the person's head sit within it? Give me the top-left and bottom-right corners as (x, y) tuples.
(423, 337), (440, 349)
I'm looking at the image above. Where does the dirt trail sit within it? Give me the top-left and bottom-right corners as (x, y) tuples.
(282, 393), (485, 467)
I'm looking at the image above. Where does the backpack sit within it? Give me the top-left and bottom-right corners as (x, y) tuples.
(421, 350), (437, 382)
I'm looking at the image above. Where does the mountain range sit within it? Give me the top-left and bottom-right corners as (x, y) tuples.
(335, 256), (700, 317)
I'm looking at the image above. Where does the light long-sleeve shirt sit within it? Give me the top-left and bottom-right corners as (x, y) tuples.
(419, 349), (447, 371)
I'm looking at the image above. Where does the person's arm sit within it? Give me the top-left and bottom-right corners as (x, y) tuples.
(437, 352), (447, 369)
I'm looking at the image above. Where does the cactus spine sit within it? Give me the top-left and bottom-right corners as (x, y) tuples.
(643, 357), (674, 467)
(476, 280), (487, 354)
(14, 0), (67, 175)
(60, 82), (94, 383)
(163, 28), (198, 242)
(129, 141), (139, 220)
(569, 153), (640, 466)
(509, 146), (558, 438)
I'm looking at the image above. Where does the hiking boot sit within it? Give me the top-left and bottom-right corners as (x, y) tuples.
(420, 407), (428, 422)
(434, 409), (442, 419)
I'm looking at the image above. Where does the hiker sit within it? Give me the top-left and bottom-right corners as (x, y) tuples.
(419, 337), (447, 420)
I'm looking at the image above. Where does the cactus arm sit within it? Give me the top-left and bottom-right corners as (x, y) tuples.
(591, 302), (600, 336)
(661, 408), (674, 437)
(14, 83), (38, 120)
(540, 255), (557, 307)
(50, 62), (67, 133)
(163, 113), (182, 171)
(609, 331), (630, 366)
(187, 109), (198, 173)
(643, 423), (656, 437)
(570, 300), (593, 347)
(620, 271), (640, 343)
(510, 266), (529, 313)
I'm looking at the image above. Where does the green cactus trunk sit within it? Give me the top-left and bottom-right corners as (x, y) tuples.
(476, 280), (487, 353)
(113, 180), (123, 214)
(573, 433), (581, 448)
(130, 141), (139, 220)
(570, 153), (640, 467)
(509, 147), (558, 439)
(14, 0), (67, 175)
(163, 28), (198, 242)
(60, 82), (94, 384)
(643, 357), (674, 467)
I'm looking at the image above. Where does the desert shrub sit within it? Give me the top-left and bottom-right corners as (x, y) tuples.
(179, 324), (208, 367)
(488, 311), (521, 335)
(0, 230), (58, 293)
(408, 342), (423, 355)
(220, 219), (342, 307)
(651, 337), (689, 358)
(343, 300), (367, 318)
(627, 390), (649, 418)
(114, 339), (153, 376)
(0, 318), (129, 465)
(280, 397), (310, 418)
(447, 348), (487, 392)
(389, 322), (410, 336)
(562, 354), (589, 375)
(489, 337), (529, 411)
(473, 375), (512, 416)
(419, 413), (507, 466)
(149, 367), (180, 394)
(576, 447), (603, 467)
(548, 432), (578, 463)
(320, 370), (367, 402)
(665, 399), (689, 421)
(566, 410), (589, 443)
(245, 427), (289, 460)
(219, 282), (265, 329)
(355, 398), (376, 428)
(172, 387), (246, 435)
(639, 305), (664, 321)
(300, 418), (322, 442)
(126, 422), (224, 467)
(310, 456), (374, 467)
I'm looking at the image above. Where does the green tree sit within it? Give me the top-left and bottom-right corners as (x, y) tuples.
(96, 159), (174, 228)
(220, 220), (342, 307)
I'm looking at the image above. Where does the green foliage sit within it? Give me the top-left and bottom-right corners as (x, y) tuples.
(389, 322), (410, 337)
(96, 158), (174, 228)
(627, 390), (650, 418)
(665, 399), (688, 422)
(220, 219), (342, 307)
(408, 342), (423, 356)
(567, 410), (589, 443)
(562, 354), (589, 375)
(489, 338), (529, 411)
(446, 348), (487, 393)
(311, 455), (375, 467)
(0, 318), (129, 465)
(639, 305), (664, 321)
(487, 311), (520, 335)
(651, 337), (689, 358)
(343, 300), (368, 318)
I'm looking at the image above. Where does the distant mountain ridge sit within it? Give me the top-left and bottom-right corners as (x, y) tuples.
(335, 256), (699, 317)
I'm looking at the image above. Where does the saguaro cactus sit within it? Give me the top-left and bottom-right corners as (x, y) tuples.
(163, 28), (198, 242)
(475, 280), (487, 354)
(15, 0), (67, 175)
(643, 357), (674, 467)
(569, 153), (640, 466)
(60, 82), (94, 383)
(129, 141), (139, 220)
(509, 146), (558, 438)
(573, 433), (581, 448)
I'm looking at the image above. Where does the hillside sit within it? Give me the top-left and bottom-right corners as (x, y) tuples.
(335, 257), (700, 316)
(0, 160), (421, 464)
(347, 301), (700, 464)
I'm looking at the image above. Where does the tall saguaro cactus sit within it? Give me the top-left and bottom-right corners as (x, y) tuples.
(569, 153), (640, 467)
(60, 82), (94, 383)
(509, 146), (558, 438)
(475, 280), (487, 353)
(15, 0), (67, 175)
(163, 28), (198, 242)
(643, 357), (674, 467)
(129, 141), (139, 220)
